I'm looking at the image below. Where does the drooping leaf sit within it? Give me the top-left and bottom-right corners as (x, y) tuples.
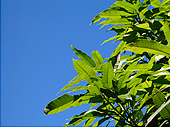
(101, 61), (114, 88)
(91, 51), (103, 65)
(73, 59), (99, 84)
(71, 45), (96, 67)
(44, 94), (77, 115)
(126, 39), (170, 57)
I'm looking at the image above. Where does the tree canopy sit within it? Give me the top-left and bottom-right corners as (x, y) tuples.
(44, 0), (170, 127)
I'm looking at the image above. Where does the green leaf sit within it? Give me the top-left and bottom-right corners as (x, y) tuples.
(99, 18), (132, 28)
(111, 1), (137, 13)
(71, 45), (96, 67)
(145, 99), (170, 127)
(161, 21), (170, 47)
(83, 117), (96, 127)
(138, 93), (149, 109)
(151, 0), (162, 8)
(127, 63), (152, 71)
(91, 51), (103, 65)
(136, 23), (151, 30)
(126, 39), (170, 57)
(92, 117), (110, 127)
(118, 92), (132, 100)
(152, 88), (170, 119)
(73, 59), (99, 84)
(44, 94), (75, 115)
(101, 61), (114, 88)
(101, 35), (122, 45)
(91, 9), (133, 24)
(110, 41), (126, 58)
(60, 75), (83, 92)
(88, 85), (101, 95)
(141, 80), (152, 88)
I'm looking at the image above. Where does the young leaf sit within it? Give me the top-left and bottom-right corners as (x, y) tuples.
(71, 45), (96, 67)
(101, 61), (114, 88)
(73, 59), (99, 84)
(126, 39), (170, 57)
(91, 51), (103, 65)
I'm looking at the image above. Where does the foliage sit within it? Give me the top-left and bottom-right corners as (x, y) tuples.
(44, 0), (170, 127)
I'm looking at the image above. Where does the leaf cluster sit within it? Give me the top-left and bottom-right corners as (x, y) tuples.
(44, 0), (170, 127)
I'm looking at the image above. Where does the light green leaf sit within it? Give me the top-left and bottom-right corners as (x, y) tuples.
(88, 85), (101, 95)
(118, 92), (132, 100)
(136, 23), (151, 30)
(151, 0), (162, 8)
(60, 75), (83, 92)
(101, 61), (114, 88)
(127, 63), (152, 71)
(91, 51), (103, 65)
(83, 117), (96, 127)
(73, 59), (99, 84)
(99, 18), (132, 28)
(71, 45), (96, 67)
(67, 86), (88, 93)
(101, 35), (121, 45)
(161, 21), (170, 47)
(141, 81), (152, 88)
(111, 1), (137, 13)
(110, 41), (126, 58)
(126, 39), (170, 57)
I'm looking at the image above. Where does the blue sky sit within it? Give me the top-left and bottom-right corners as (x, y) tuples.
(1, 0), (168, 127)
(1, 0), (121, 127)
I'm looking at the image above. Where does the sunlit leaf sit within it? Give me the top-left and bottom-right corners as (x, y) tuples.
(73, 59), (99, 84)
(91, 51), (103, 65)
(72, 45), (96, 67)
(126, 39), (170, 57)
(101, 61), (114, 88)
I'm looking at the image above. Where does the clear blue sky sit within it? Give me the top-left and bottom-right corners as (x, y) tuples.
(1, 0), (121, 127)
